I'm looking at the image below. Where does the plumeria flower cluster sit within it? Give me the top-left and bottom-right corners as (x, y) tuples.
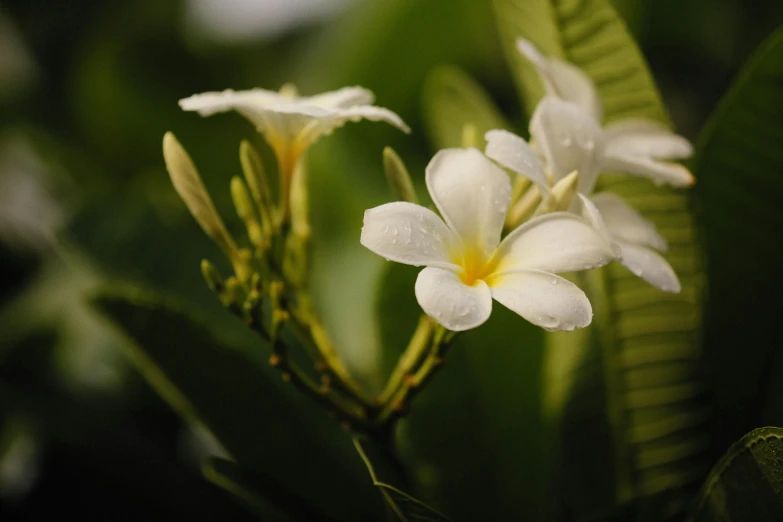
(361, 39), (694, 333)
(361, 148), (615, 332)
(484, 38), (693, 294)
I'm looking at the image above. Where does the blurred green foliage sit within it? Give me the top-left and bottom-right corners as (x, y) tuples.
(1, 0), (783, 521)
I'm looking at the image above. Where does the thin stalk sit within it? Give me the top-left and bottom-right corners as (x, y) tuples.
(377, 315), (435, 405)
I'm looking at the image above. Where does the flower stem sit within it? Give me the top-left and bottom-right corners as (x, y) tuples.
(377, 315), (435, 405)
(376, 325), (455, 425)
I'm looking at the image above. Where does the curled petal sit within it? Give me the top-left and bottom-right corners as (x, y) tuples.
(603, 119), (693, 159)
(425, 148), (512, 258)
(591, 192), (667, 251)
(493, 212), (615, 274)
(303, 87), (375, 109)
(360, 202), (459, 270)
(530, 97), (604, 194)
(601, 152), (694, 187)
(516, 38), (602, 121)
(484, 129), (550, 193)
(179, 88), (284, 117)
(574, 194), (621, 257)
(297, 105), (411, 150)
(489, 270), (592, 331)
(616, 241), (681, 293)
(415, 267), (492, 331)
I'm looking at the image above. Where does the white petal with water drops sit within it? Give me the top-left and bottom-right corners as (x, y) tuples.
(415, 267), (493, 331)
(591, 192), (667, 251)
(493, 212), (616, 274)
(360, 202), (460, 270)
(615, 241), (681, 293)
(489, 269), (592, 331)
(484, 129), (550, 193)
(425, 148), (512, 257)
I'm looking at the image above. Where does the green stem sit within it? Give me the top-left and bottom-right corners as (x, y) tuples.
(376, 326), (455, 425)
(377, 316), (435, 405)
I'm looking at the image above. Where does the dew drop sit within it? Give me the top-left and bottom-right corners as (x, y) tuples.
(550, 279), (558, 285)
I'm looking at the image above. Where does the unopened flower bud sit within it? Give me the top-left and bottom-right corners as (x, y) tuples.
(239, 140), (273, 237)
(289, 162), (311, 242)
(163, 132), (238, 258)
(535, 170), (578, 216)
(383, 147), (418, 204)
(461, 123), (479, 148)
(200, 259), (224, 293)
(231, 176), (264, 247)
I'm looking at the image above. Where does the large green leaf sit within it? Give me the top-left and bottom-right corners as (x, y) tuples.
(91, 286), (382, 521)
(692, 28), (783, 457)
(688, 427), (783, 521)
(492, 0), (707, 518)
(422, 65), (511, 151)
(376, 68), (546, 521)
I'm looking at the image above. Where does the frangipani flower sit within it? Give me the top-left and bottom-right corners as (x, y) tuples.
(485, 109), (681, 292)
(360, 148), (616, 332)
(180, 85), (409, 218)
(515, 38), (694, 192)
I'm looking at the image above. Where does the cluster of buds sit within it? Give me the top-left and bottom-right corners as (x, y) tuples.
(163, 85), (438, 431)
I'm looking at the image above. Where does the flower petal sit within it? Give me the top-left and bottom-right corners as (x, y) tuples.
(360, 202), (460, 270)
(601, 152), (694, 187)
(516, 38), (602, 121)
(616, 241), (681, 293)
(603, 119), (693, 159)
(179, 88), (283, 117)
(296, 105), (410, 150)
(484, 129), (550, 193)
(180, 89), (327, 143)
(493, 212), (615, 274)
(415, 267), (492, 331)
(574, 194), (622, 257)
(425, 148), (512, 258)
(303, 86), (375, 109)
(489, 269), (592, 331)
(591, 192), (667, 251)
(530, 97), (604, 194)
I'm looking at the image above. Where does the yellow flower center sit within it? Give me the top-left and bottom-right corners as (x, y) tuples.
(455, 245), (496, 286)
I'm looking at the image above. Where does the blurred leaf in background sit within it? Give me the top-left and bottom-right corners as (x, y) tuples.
(1, 0), (783, 520)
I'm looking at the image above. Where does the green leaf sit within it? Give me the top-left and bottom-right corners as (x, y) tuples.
(689, 427), (783, 521)
(203, 458), (301, 521)
(492, 0), (707, 518)
(422, 66), (511, 151)
(91, 286), (382, 521)
(353, 437), (451, 522)
(693, 28), (783, 457)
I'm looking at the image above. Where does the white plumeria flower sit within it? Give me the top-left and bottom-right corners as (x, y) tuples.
(180, 85), (409, 165)
(515, 38), (694, 192)
(360, 148), (616, 332)
(485, 120), (681, 292)
(180, 85), (409, 217)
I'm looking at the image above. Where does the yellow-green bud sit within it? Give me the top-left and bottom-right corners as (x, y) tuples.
(289, 162), (311, 242)
(506, 186), (542, 229)
(162, 132), (238, 257)
(231, 176), (265, 247)
(383, 147), (418, 204)
(239, 140), (273, 238)
(461, 124), (479, 148)
(535, 170), (578, 216)
(200, 259), (224, 293)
